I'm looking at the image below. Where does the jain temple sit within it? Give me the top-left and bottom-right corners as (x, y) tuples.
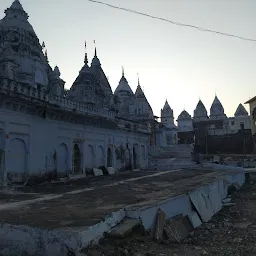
(0, 0), (254, 183)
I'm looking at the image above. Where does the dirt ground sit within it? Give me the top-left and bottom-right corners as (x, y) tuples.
(86, 178), (256, 256)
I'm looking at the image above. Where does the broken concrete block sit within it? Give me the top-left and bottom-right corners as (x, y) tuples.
(93, 168), (103, 176)
(188, 211), (202, 228)
(107, 167), (116, 175)
(208, 182), (223, 214)
(164, 215), (192, 243)
(153, 209), (166, 242)
(109, 219), (140, 238)
(189, 188), (214, 223)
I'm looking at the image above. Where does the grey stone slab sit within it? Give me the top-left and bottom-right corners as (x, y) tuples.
(189, 187), (214, 223)
(164, 215), (192, 243)
(208, 181), (223, 214)
(109, 219), (140, 238)
(188, 211), (202, 228)
(153, 209), (166, 242)
(107, 167), (115, 175)
(93, 168), (103, 177)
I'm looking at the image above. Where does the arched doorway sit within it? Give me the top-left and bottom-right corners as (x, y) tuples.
(86, 145), (94, 169)
(124, 148), (131, 170)
(72, 144), (80, 174)
(57, 143), (68, 175)
(8, 138), (26, 181)
(107, 148), (112, 167)
(97, 146), (104, 166)
(133, 147), (137, 169)
(141, 145), (145, 168)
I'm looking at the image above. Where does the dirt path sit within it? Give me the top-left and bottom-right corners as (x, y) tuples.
(86, 180), (256, 256)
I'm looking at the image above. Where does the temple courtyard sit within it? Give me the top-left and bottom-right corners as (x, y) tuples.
(0, 166), (246, 255)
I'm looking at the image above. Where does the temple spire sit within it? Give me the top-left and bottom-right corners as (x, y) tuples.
(84, 41), (88, 65)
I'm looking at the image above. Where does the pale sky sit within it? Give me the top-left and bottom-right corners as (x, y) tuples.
(1, 0), (256, 119)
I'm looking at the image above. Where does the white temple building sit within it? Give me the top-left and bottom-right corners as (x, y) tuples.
(0, 0), (182, 183)
(177, 95), (251, 141)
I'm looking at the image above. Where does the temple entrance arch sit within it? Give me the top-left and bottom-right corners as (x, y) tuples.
(57, 143), (68, 175)
(107, 147), (112, 167)
(8, 138), (26, 181)
(133, 144), (140, 169)
(124, 148), (131, 170)
(72, 143), (81, 174)
(97, 146), (104, 166)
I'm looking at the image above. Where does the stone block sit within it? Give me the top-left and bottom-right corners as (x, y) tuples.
(208, 182), (223, 214)
(188, 211), (202, 228)
(153, 209), (166, 242)
(107, 167), (116, 175)
(164, 215), (192, 243)
(109, 219), (140, 238)
(93, 168), (103, 176)
(189, 187), (214, 223)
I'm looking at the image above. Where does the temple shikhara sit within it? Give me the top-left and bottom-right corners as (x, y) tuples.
(0, 0), (252, 183)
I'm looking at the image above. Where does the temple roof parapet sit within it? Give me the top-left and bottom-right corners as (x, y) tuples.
(0, 77), (117, 119)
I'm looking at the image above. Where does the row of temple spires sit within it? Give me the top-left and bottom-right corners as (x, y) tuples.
(42, 40), (248, 120)
(162, 96), (248, 121)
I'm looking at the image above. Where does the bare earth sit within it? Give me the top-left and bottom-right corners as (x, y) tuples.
(87, 178), (256, 256)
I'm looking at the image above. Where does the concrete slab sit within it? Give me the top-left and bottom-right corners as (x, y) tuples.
(153, 209), (165, 242)
(93, 168), (103, 177)
(188, 211), (202, 228)
(208, 181), (223, 214)
(109, 219), (140, 238)
(107, 167), (116, 175)
(189, 186), (214, 223)
(0, 167), (245, 254)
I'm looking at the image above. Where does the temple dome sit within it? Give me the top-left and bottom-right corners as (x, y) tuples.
(177, 110), (191, 120)
(1, 0), (35, 34)
(210, 96), (225, 117)
(161, 100), (173, 117)
(194, 100), (208, 118)
(234, 103), (248, 116)
(135, 83), (144, 98)
(114, 74), (133, 96)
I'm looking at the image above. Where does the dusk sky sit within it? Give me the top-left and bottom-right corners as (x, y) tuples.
(1, 0), (256, 119)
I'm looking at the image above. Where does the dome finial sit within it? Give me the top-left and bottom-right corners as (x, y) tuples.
(122, 66), (124, 77)
(44, 49), (48, 63)
(93, 40), (97, 57)
(84, 40), (88, 65)
(137, 73), (140, 86)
